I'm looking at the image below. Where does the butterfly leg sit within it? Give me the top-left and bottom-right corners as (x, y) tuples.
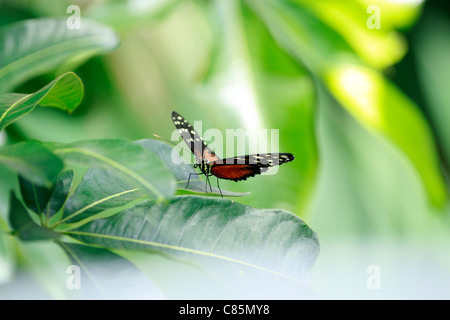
(186, 172), (202, 189)
(205, 174), (213, 194)
(216, 177), (223, 198)
(208, 175), (213, 193)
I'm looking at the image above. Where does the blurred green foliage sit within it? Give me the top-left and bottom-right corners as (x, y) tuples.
(1, 0), (450, 299)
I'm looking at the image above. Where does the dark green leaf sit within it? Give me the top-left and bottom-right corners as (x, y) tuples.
(19, 170), (72, 219)
(8, 192), (59, 241)
(66, 196), (319, 292)
(0, 141), (63, 187)
(0, 164), (16, 218)
(19, 176), (53, 216)
(43, 170), (73, 219)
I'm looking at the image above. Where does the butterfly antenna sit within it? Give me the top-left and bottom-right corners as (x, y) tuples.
(152, 133), (191, 154)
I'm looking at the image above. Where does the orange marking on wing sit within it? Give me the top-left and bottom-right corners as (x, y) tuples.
(211, 164), (261, 181)
(203, 149), (220, 163)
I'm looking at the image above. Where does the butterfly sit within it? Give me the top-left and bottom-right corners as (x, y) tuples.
(172, 111), (294, 197)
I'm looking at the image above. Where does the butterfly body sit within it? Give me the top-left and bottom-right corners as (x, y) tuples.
(172, 111), (294, 196)
(193, 161), (212, 178)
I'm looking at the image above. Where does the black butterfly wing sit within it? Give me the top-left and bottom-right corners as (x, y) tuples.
(172, 111), (219, 163)
(211, 153), (294, 181)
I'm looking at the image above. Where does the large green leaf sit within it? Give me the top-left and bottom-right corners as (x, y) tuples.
(65, 196), (319, 297)
(61, 167), (144, 224)
(0, 72), (83, 132)
(51, 139), (176, 202)
(0, 18), (119, 93)
(0, 141), (63, 187)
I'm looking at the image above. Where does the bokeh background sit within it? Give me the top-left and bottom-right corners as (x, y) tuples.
(1, 0), (450, 298)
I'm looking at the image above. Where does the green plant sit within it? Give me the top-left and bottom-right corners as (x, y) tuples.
(1, 0), (449, 300)
(0, 11), (318, 299)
